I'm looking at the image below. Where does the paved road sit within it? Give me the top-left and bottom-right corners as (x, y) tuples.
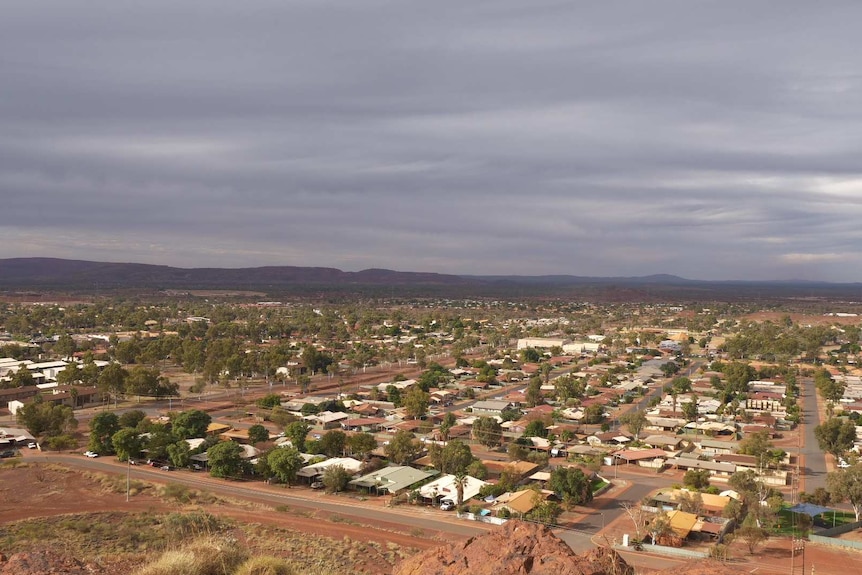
(799, 376), (827, 491)
(37, 453), (488, 538)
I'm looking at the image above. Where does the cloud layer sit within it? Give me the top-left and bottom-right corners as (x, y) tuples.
(2, 1), (862, 281)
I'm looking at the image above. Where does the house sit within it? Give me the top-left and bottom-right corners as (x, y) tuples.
(694, 438), (739, 455)
(481, 460), (540, 482)
(418, 474), (488, 504)
(651, 489), (732, 516)
(612, 448), (668, 469)
(491, 489), (551, 516)
(641, 435), (686, 452)
(645, 416), (686, 433)
(341, 417), (385, 432)
(297, 457), (364, 481)
(666, 457), (736, 481)
(470, 400), (514, 416)
(349, 466), (437, 495)
(304, 410), (350, 429)
(206, 423), (233, 436)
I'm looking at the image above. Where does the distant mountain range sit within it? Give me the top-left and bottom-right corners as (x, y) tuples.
(0, 258), (858, 298)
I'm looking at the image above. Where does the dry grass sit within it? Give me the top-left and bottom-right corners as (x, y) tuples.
(233, 556), (297, 575)
(132, 536), (247, 575)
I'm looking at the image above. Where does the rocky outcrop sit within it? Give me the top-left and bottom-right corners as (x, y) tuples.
(393, 520), (633, 575)
(0, 550), (105, 575)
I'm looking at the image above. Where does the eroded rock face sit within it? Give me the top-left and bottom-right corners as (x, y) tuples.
(393, 520), (633, 575)
(0, 550), (104, 575)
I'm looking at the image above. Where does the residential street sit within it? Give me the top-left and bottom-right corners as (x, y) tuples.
(800, 376), (828, 492)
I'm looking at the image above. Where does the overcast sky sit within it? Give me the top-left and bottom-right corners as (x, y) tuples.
(2, 1), (862, 281)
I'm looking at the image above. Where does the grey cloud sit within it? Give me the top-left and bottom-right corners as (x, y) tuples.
(2, 1), (862, 280)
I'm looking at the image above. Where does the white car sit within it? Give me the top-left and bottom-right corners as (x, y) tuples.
(83, 451), (99, 458)
(838, 458), (851, 469)
(439, 499), (456, 511)
(27, 442), (37, 449)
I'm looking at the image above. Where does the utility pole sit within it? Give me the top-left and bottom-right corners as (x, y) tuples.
(126, 457), (131, 502)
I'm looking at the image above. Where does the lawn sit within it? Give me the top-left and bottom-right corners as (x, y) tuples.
(774, 506), (856, 536)
(591, 478), (610, 494)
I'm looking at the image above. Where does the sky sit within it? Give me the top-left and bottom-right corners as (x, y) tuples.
(2, 1), (862, 282)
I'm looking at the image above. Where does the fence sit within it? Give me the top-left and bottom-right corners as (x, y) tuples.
(456, 512), (508, 526)
(614, 544), (708, 560)
(808, 519), (862, 550)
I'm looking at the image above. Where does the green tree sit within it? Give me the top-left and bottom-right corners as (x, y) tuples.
(439, 412), (456, 441)
(403, 387), (430, 419)
(284, 421), (311, 452)
(207, 441), (245, 478)
(739, 430), (774, 460)
(549, 467), (593, 508)
(9, 366), (35, 387)
(815, 368), (846, 402)
(118, 409), (147, 429)
(384, 430), (420, 464)
(111, 428), (142, 462)
(172, 409), (212, 440)
(88, 411), (120, 454)
(144, 431), (175, 462)
(56, 363), (82, 386)
(347, 432), (377, 459)
(167, 440), (191, 468)
(322, 464), (351, 493)
(318, 430), (347, 457)
(247, 424), (270, 445)
(387, 385), (402, 407)
(827, 464), (862, 521)
(619, 410), (648, 439)
(432, 439), (474, 475)
(582, 404), (605, 425)
(98, 363), (128, 405)
(467, 460), (488, 480)
(16, 397), (78, 438)
(683, 469), (711, 490)
(554, 375), (585, 404)
(682, 396), (698, 422)
(256, 394), (282, 409)
(472, 416), (503, 448)
(735, 513), (769, 554)
(520, 348), (541, 363)
(525, 377), (543, 408)
(523, 419), (548, 438)
(815, 418), (857, 459)
(268, 446), (304, 486)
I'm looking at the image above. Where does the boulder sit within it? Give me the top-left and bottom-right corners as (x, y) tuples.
(393, 520), (633, 575)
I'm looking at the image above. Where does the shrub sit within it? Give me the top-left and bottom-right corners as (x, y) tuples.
(235, 556), (297, 575)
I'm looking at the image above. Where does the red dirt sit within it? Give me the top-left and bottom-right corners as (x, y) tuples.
(0, 462), (442, 575)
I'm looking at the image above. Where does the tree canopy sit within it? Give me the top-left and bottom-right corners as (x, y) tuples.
(815, 418), (857, 458)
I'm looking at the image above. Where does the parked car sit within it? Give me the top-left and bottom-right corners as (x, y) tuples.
(838, 458), (851, 469)
(310, 481), (325, 490)
(0, 450), (16, 459)
(160, 465), (172, 471)
(84, 451), (99, 458)
(439, 499), (455, 511)
(27, 442), (38, 449)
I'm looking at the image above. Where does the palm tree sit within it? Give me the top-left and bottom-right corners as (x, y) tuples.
(454, 472), (468, 507)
